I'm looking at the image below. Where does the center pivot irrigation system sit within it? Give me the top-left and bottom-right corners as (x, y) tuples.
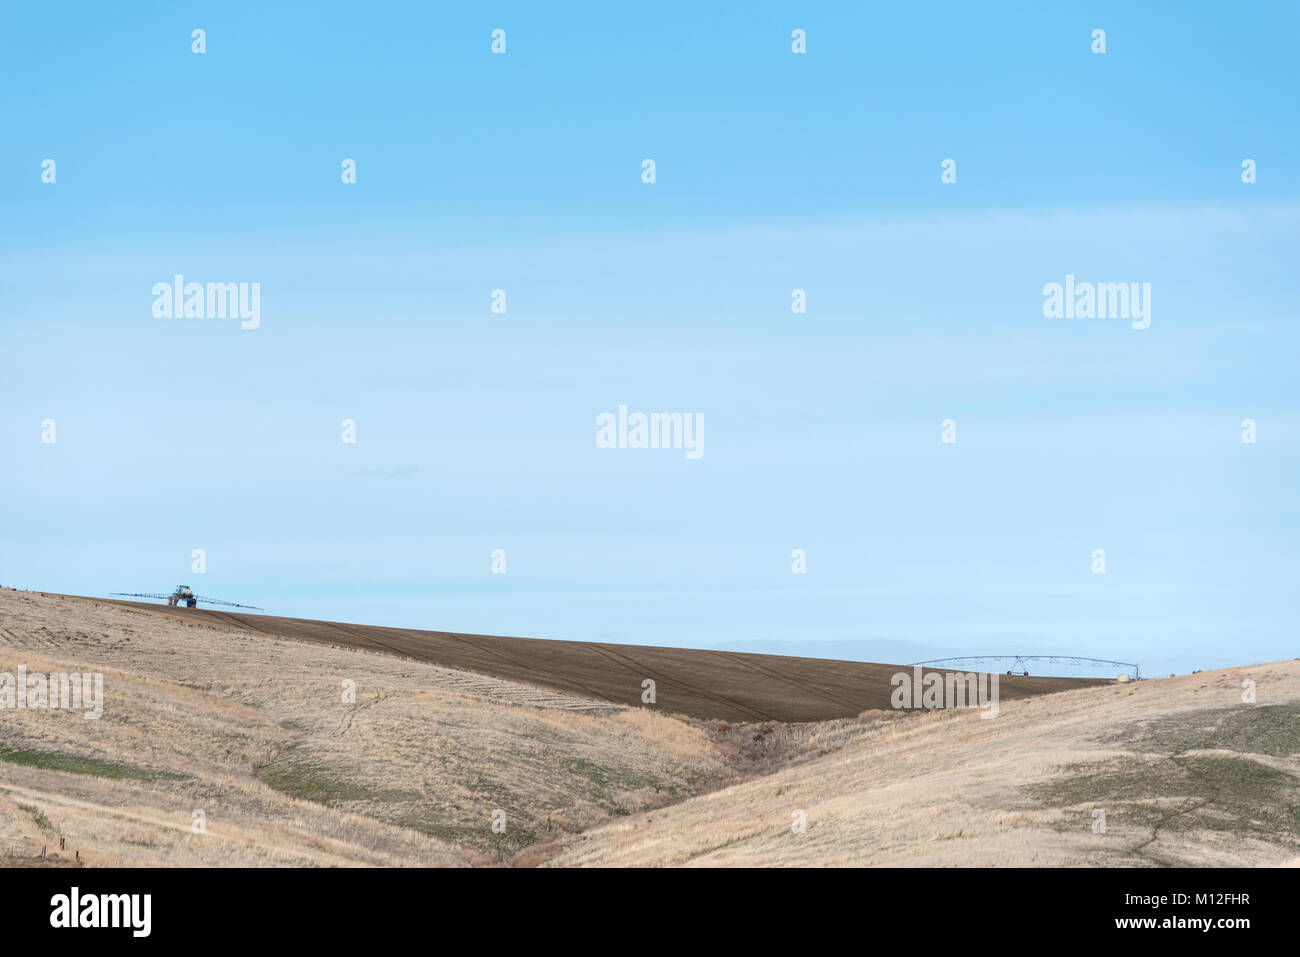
(908, 655), (1141, 680)
(111, 585), (263, 611)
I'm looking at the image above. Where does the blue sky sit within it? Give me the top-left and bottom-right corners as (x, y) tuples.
(2, 2), (1297, 677)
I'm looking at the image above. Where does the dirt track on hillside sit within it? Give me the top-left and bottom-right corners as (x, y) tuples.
(76, 596), (1105, 722)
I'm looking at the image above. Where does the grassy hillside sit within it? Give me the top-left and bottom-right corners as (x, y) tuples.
(3, 589), (1294, 868)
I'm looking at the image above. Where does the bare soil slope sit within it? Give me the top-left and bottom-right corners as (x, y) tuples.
(84, 595), (1103, 722)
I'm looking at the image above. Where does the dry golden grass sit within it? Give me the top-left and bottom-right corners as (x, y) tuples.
(546, 661), (1300, 866)
(0, 590), (730, 865)
(4, 588), (1295, 868)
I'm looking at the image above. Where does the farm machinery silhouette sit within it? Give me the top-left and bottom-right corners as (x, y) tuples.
(908, 654), (1141, 681)
(111, 585), (262, 611)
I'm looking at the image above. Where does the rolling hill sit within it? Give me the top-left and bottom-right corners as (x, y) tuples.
(84, 595), (1105, 723)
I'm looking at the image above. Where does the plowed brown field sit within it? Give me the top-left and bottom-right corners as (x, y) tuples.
(83, 596), (1105, 722)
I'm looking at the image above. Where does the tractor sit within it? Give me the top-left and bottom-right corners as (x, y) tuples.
(168, 585), (198, 608)
(111, 587), (262, 611)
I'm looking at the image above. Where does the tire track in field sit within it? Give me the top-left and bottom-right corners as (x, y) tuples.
(435, 632), (618, 705)
(721, 652), (869, 715)
(569, 641), (779, 722)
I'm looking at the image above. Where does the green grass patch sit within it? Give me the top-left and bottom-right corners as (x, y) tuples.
(389, 807), (539, 859)
(256, 753), (421, 806)
(0, 746), (188, 784)
(560, 757), (683, 813)
(565, 757), (659, 792)
(1028, 753), (1300, 841)
(16, 803), (54, 833)
(1105, 704), (1300, 758)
